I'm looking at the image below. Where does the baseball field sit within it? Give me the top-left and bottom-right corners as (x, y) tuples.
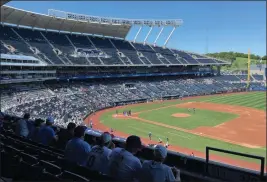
(86, 92), (266, 171)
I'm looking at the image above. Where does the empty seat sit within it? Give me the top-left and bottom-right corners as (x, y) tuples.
(13, 152), (39, 181)
(39, 171), (61, 181)
(59, 171), (89, 182)
(39, 160), (62, 175)
(0, 147), (21, 178)
(38, 151), (59, 162)
(72, 165), (113, 181)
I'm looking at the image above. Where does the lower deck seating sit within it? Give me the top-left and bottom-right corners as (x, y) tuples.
(0, 118), (225, 182)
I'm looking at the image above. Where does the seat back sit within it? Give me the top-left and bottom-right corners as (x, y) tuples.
(60, 170), (90, 182)
(39, 160), (62, 175)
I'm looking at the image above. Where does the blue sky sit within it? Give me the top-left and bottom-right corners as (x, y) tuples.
(6, 1), (266, 56)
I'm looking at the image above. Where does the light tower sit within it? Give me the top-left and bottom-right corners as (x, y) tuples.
(132, 19), (182, 47)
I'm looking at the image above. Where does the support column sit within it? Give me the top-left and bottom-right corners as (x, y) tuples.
(153, 27), (164, 47)
(163, 27), (176, 48)
(133, 26), (142, 43)
(217, 66), (221, 76)
(144, 26), (153, 45)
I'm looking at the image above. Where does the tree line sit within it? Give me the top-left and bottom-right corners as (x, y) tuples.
(206, 52), (266, 61)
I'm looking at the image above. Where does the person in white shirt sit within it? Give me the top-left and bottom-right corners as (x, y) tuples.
(86, 132), (113, 175)
(139, 145), (181, 182)
(108, 135), (142, 181)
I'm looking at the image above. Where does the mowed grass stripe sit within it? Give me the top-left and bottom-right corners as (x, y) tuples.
(228, 97), (264, 107)
(206, 92), (265, 102)
(201, 93), (265, 110)
(199, 95), (253, 104)
(203, 93), (261, 103)
(118, 92), (265, 113)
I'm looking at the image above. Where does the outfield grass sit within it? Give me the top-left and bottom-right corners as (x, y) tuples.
(195, 92), (266, 110)
(100, 92), (266, 163)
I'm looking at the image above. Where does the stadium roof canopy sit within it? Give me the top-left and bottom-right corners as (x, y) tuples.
(0, 0), (10, 7)
(1, 5), (183, 39)
(0, 5), (130, 38)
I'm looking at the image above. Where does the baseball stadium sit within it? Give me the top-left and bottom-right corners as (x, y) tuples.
(0, 1), (266, 182)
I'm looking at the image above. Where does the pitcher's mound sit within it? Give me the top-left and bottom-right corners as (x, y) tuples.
(172, 113), (191, 118)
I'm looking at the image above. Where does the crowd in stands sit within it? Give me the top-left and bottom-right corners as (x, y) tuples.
(2, 112), (181, 182)
(2, 75), (265, 129)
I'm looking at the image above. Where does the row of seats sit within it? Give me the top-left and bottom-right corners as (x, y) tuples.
(0, 127), (114, 182)
(0, 115), (225, 182)
(0, 25), (225, 66)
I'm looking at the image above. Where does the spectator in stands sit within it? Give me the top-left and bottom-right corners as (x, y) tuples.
(15, 113), (30, 137)
(86, 132), (113, 174)
(108, 135), (142, 181)
(28, 118), (45, 142)
(36, 116), (58, 146)
(139, 145), (181, 182)
(56, 122), (76, 149)
(64, 125), (91, 166)
(0, 110), (5, 120)
(0, 110), (5, 132)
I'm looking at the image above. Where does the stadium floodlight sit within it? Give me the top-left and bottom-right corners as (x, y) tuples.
(134, 26), (143, 43)
(163, 27), (176, 48)
(153, 27), (164, 47)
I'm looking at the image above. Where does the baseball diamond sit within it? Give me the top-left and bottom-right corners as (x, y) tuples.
(86, 92), (266, 170)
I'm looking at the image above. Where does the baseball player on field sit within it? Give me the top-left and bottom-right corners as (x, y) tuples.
(148, 132), (152, 140)
(165, 137), (169, 148)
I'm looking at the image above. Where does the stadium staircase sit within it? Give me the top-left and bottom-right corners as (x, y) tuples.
(11, 28), (54, 65)
(39, 32), (69, 65)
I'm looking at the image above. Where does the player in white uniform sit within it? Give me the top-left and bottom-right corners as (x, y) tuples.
(165, 137), (169, 148)
(86, 132), (113, 175)
(108, 135), (142, 181)
(139, 145), (181, 182)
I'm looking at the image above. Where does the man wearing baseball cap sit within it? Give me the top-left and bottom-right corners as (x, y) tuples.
(108, 135), (142, 181)
(139, 145), (181, 182)
(86, 132), (113, 174)
(36, 116), (58, 146)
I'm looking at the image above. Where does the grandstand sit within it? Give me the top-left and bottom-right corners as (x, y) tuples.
(0, 4), (266, 182)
